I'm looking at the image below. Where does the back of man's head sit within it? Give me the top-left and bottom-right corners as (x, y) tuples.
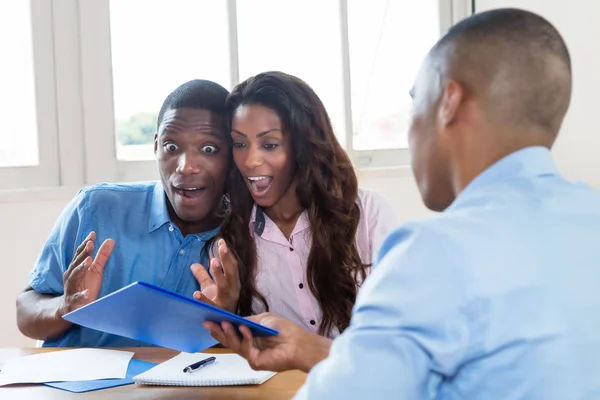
(435, 8), (572, 137)
(408, 8), (572, 212)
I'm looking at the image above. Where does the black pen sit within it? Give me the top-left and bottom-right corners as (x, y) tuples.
(183, 356), (216, 373)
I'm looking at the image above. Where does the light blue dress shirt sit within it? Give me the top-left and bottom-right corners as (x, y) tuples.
(295, 147), (600, 399)
(29, 181), (218, 347)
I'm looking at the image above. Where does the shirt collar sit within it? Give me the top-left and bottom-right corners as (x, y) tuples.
(195, 226), (221, 241)
(249, 204), (310, 238)
(451, 146), (559, 208)
(148, 182), (222, 240)
(250, 204), (266, 236)
(149, 182), (171, 233)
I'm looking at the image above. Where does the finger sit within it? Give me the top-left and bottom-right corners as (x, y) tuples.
(90, 239), (115, 274)
(238, 324), (265, 361)
(75, 231), (96, 255)
(203, 321), (221, 331)
(203, 321), (228, 345)
(239, 324), (254, 341)
(190, 264), (215, 289)
(245, 312), (278, 327)
(193, 291), (217, 307)
(218, 238), (228, 254)
(70, 257), (92, 279)
(74, 231), (96, 265)
(210, 257), (227, 291)
(221, 321), (246, 357)
(231, 324), (257, 367)
(64, 241), (94, 282)
(73, 240), (94, 267)
(245, 314), (267, 324)
(65, 237), (95, 281)
(64, 256), (92, 293)
(219, 240), (239, 282)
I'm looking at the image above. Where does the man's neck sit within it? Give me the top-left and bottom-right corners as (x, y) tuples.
(452, 133), (553, 198)
(175, 215), (222, 237)
(168, 204), (224, 237)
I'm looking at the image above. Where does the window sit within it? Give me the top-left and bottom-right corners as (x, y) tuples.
(347, 0), (441, 152)
(0, 0), (59, 189)
(1, 2), (38, 167)
(2, 0), (468, 189)
(236, 0), (346, 143)
(109, 0), (231, 162)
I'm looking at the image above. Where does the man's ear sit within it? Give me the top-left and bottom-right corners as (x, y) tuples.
(439, 80), (465, 128)
(153, 133), (158, 156)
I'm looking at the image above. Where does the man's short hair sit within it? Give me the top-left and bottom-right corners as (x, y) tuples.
(157, 80), (230, 130)
(433, 8), (572, 134)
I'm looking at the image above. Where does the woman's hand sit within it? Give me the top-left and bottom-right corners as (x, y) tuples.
(191, 239), (241, 313)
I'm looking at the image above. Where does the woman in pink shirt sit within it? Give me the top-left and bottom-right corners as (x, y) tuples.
(193, 71), (396, 338)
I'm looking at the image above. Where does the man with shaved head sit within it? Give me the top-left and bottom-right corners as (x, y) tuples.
(203, 8), (600, 399)
(409, 7), (572, 212)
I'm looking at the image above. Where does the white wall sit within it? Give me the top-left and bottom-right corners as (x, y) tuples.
(2, 0), (600, 346)
(0, 188), (80, 346)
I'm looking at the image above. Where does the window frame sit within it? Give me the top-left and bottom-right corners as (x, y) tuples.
(1, 0), (473, 190)
(341, 0), (470, 169)
(77, 0), (241, 183)
(0, 0), (61, 190)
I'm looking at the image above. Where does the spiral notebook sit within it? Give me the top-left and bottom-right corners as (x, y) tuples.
(133, 353), (277, 387)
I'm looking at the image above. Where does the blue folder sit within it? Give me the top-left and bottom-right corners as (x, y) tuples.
(44, 359), (156, 393)
(63, 281), (278, 353)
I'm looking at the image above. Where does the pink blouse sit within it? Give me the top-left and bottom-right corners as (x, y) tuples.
(248, 188), (397, 338)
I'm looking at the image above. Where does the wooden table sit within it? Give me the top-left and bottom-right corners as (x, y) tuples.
(0, 347), (306, 399)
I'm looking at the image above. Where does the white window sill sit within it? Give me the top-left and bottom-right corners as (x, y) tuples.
(0, 166), (414, 204)
(0, 186), (81, 203)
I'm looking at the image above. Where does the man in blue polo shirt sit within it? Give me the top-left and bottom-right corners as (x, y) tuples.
(16, 79), (231, 347)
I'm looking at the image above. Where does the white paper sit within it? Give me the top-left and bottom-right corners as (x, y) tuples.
(0, 348), (134, 386)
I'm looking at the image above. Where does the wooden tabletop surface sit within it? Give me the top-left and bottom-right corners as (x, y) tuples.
(0, 347), (306, 399)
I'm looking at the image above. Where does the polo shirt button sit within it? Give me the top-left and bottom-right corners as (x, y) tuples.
(310, 320), (316, 325)
(168, 225), (174, 232)
(289, 247), (294, 251)
(179, 249), (185, 255)
(299, 283), (304, 289)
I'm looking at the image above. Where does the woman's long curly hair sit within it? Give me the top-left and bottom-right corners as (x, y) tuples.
(220, 71), (369, 336)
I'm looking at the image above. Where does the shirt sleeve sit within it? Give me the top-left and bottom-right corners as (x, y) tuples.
(294, 222), (474, 399)
(28, 189), (89, 295)
(359, 188), (399, 261)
